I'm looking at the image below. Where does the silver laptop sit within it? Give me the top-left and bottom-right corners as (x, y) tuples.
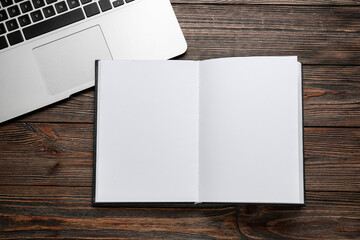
(0, 0), (187, 122)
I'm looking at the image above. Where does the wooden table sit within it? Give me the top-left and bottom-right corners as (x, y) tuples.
(1, 0), (360, 239)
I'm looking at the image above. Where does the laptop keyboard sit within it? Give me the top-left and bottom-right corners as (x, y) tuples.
(0, 0), (134, 50)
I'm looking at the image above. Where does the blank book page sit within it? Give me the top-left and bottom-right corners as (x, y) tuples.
(199, 57), (303, 203)
(95, 60), (199, 202)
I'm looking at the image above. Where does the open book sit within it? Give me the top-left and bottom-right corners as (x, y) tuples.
(93, 57), (304, 205)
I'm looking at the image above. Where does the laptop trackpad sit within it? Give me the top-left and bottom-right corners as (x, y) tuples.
(33, 26), (112, 96)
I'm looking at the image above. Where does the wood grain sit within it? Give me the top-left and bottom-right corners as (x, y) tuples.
(0, 186), (359, 239)
(173, 4), (360, 65)
(171, 0), (360, 5)
(0, 123), (93, 187)
(303, 66), (360, 127)
(237, 202), (360, 239)
(13, 91), (95, 123)
(0, 123), (359, 193)
(174, 5), (360, 34)
(304, 127), (360, 192)
(0, 186), (240, 239)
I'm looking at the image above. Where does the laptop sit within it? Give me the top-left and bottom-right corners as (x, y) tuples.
(0, 0), (187, 123)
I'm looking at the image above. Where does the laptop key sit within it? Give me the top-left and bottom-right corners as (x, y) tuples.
(67, 0), (79, 9)
(18, 14), (31, 26)
(32, 0), (45, 8)
(20, 1), (33, 13)
(7, 30), (23, 45)
(80, 0), (90, 4)
(99, 0), (111, 12)
(112, 0), (123, 7)
(30, 9), (43, 22)
(0, 35), (8, 49)
(55, 1), (67, 13)
(46, 0), (56, 3)
(0, 9), (8, 21)
(5, 19), (18, 31)
(0, 0), (13, 8)
(8, 5), (21, 18)
(23, 8), (85, 40)
(0, 23), (6, 34)
(124, 0), (133, 2)
(43, 5), (55, 17)
(83, 2), (99, 17)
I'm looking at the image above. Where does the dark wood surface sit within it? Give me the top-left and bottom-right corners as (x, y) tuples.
(1, 0), (360, 239)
